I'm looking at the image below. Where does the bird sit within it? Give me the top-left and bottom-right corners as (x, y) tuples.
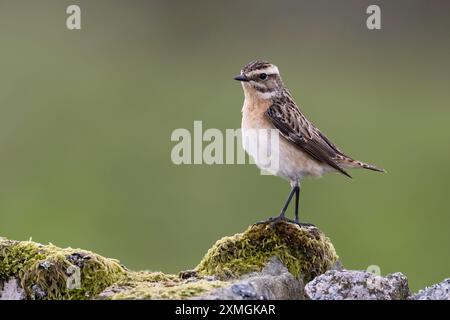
(234, 59), (385, 225)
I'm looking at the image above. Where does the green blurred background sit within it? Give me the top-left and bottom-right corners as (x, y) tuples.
(0, 0), (449, 292)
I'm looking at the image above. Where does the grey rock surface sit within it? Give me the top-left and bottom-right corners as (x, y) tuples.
(305, 270), (410, 300)
(411, 278), (450, 300)
(0, 278), (26, 300)
(197, 257), (305, 300)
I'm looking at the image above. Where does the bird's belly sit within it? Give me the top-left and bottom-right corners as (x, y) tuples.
(276, 137), (328, 180)
(241, 126), (280, 175)
(241, 125), (327, 181)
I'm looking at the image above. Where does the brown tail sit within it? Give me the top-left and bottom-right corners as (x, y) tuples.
(337, 156), (386, 173)
(358, 161), (386, 173)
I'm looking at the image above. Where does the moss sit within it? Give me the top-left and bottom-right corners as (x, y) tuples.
(0, 237), (126, 299)
(195, 221), (338, 282)
(98, 271), (225, 300)
(1, 221), (339, 299)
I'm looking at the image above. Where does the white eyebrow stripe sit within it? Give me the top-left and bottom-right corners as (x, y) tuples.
(247, 66), (279, 77)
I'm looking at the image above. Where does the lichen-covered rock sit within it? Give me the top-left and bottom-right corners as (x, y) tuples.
(305, 270), (410, 300)
(197, 257), (305, 300)
(411, 279), (450, 300)
(97, 271), (226, 300)
(195, 221), (338, 282)
(97, 258), (305, 300)
(0, 237), (126, 299)
(0, 278), (26, 300)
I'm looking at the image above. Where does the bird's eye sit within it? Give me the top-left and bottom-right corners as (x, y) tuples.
(259, 73), (268, 80)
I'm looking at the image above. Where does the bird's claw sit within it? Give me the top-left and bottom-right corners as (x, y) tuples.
(254, 216), (315, 228)
(254, 215), (295, 227)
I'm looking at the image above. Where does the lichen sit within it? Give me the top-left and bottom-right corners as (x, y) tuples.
(0, 237), (126, 299)
(194, 221), (338, 282)
(97, 271), (226, 300)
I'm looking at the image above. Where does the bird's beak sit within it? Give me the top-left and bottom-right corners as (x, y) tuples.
(233, 74), (249, 82)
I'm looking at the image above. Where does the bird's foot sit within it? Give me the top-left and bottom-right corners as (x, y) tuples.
(254, 216), (316, 229)
(254, 215), (295, 227)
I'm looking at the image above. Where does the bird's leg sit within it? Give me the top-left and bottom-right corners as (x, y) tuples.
(253, 181), (315, 228)
(294, 183), (300, 224)
(277, 185), (297, 221)
(293, 182), (315, 227)
(255, 185), (298, 226)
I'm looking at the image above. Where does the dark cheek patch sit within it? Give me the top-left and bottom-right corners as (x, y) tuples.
(251, 80), (275, 93)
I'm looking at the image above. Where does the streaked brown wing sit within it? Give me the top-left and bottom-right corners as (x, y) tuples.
(265, 98), (352, 178)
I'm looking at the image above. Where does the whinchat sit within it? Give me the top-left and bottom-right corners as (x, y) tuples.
(235, 60), (385, 225)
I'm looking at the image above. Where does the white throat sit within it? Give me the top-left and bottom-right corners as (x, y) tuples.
(256, 90), (278, 100)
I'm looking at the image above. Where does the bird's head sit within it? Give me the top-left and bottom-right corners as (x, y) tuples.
(234, 60), (284, 99)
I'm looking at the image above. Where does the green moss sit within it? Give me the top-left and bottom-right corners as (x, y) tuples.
(1, 221), (339, 299)
(98, 271), (225, 300)
(0, 237), (126, 299)
(195, 221), (338, 282)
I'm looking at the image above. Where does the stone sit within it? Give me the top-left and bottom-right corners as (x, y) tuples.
(411, 279), (450, 300)
(305, 270), (410, 300)
(197, 257), (304, 300)
(0, 278), (26, 300)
